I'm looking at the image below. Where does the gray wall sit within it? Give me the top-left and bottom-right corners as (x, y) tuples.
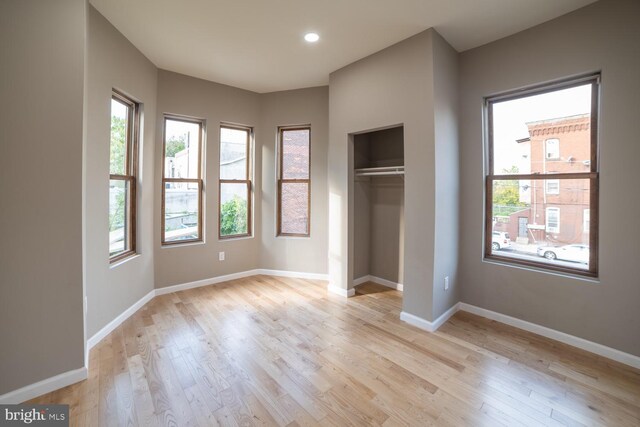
(85, 6), (157, 337)
(369, 178), (405, 284)
(459, 0), (640, 356)
(329, 29), (460, 322)
(155, 71), (262, 288)
(0, 0), (86, 394)
(432, 31), (461, 318)
(258, 87), (329, 274)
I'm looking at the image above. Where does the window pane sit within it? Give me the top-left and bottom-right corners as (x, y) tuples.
(281, 182), (309, 235)
(220, 183), (249, 237)
(492, 84), (592, 175)
(220, 127), (248, 180)
(491, 178), (590, 270)
(282, 129), (310, 179)
(164, 119), (200, 179)
(110, 98), (129, 175)
(109, 179), (130, 256)
(164, 181), (200, 242)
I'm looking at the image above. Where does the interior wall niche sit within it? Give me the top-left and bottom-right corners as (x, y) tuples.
(353, 126), (405, 287)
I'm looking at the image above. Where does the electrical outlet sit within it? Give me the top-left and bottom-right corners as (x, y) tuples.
(219, 252), (225, 261)
(444, 276), (450, 291)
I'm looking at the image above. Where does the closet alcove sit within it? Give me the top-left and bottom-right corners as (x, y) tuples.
(353, 125), (405, 291)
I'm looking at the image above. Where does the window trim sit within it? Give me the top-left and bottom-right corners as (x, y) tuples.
(109, 90), (139, 263)
(545, 207), (560, 234)
(161, 115), (204, 246)
(485, 74), (599, 277)
(545, 138), (560, 160)
(277, 125), (311, 237)
(545, 179), (560, 195)
(219, 124), (253, 240)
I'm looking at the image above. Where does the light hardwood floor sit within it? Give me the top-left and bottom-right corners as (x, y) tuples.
(29, 276), (640, 426)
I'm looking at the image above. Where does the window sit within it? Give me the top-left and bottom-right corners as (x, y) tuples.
(583, 209), (590, 233)
(545, 179), (560, 195)
(109, 91), (139, 262)
(545, 138), (560, 159)
(219, 125), (252, 239)
(546, 207), (560, 233)
(162, 116), (204, 245)
(277, 126), (311, 236)
(485, 74), (599, 276)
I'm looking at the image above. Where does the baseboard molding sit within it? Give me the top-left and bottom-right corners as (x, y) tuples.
(257, 269), (328, 281)
(87, 289), (155, 350)
(400, 303), (459, 332)
(327, 283), (356, 297)
(155, 269), (260, 296)
(353, 275), (403, 291)
(458, 303), (640, 370)
(0, 367), (87, 404)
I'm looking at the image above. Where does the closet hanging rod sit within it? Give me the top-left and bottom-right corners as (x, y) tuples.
(354, 165), (404, 173)
(355, 170), (405, 177)
(355, 165), (404, 172)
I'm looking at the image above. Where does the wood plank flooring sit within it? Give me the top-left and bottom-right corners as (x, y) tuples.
(29, 276), (640, 426)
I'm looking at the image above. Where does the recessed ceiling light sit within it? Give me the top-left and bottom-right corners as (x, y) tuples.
(304, 32), (320, 43)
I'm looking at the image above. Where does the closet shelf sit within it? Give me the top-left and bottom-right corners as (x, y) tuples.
(354, 166), (404, 177)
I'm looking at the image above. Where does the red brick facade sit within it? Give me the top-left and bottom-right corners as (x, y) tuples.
(501, 115), (591, 245)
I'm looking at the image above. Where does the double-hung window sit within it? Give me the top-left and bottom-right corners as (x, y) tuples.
(277, 126), (311, 236)
(162, 116), (204, 245)
(109, 91), (139, 262)
(219, 125), (252, 239)
(485, 74), (599, 276)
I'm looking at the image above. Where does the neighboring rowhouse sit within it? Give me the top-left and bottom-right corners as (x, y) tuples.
(500, 114), (591, 245)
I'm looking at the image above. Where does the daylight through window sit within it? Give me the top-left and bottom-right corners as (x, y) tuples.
(485, 75), (599, 276)
(109, 91), (139, 262)
(162, 116), (204, 244)
(219, 125), (252, 239)
(278, 127), (311, 236)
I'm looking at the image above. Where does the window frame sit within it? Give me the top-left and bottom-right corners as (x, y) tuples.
(485, 74), (599, 277)
(277, 125), (311, 237)
(109, 90), (139, 263)
(545, 138), (560, 160)
(545, 207), (560, 234)
(218, 124), (253, 240)
(161, 115), (204, 246)
(545, 179), (560, 195)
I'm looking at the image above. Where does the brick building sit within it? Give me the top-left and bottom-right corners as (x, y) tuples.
(501, 114), (591, 245)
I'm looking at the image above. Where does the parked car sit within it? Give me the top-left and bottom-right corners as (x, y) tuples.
(537, 244), (589, 264)
(491, 231), (511, 251)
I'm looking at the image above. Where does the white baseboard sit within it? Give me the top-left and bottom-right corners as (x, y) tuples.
(353, 276), (370, 286)
(87, 289), (155, 350)
(400, 302), (459, 332)
(458, 303), (640, 370)
(155, 269), (260, 296)
(0, 367), (87, 404)
(353, 275), (403, 291)
(257, 269), (328, 281)
(327, 283), (355, 297)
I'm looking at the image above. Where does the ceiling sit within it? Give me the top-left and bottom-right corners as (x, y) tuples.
(90, 0), (597, 93)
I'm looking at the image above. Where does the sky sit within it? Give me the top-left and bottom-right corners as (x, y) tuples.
(492, 84), (591, 173)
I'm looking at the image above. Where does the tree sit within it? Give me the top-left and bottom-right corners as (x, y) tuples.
(493, 165), (528, 216)
(110, 116), (126, 174)
(220, 196), (248, 236)
(165, 135), (186, 158)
